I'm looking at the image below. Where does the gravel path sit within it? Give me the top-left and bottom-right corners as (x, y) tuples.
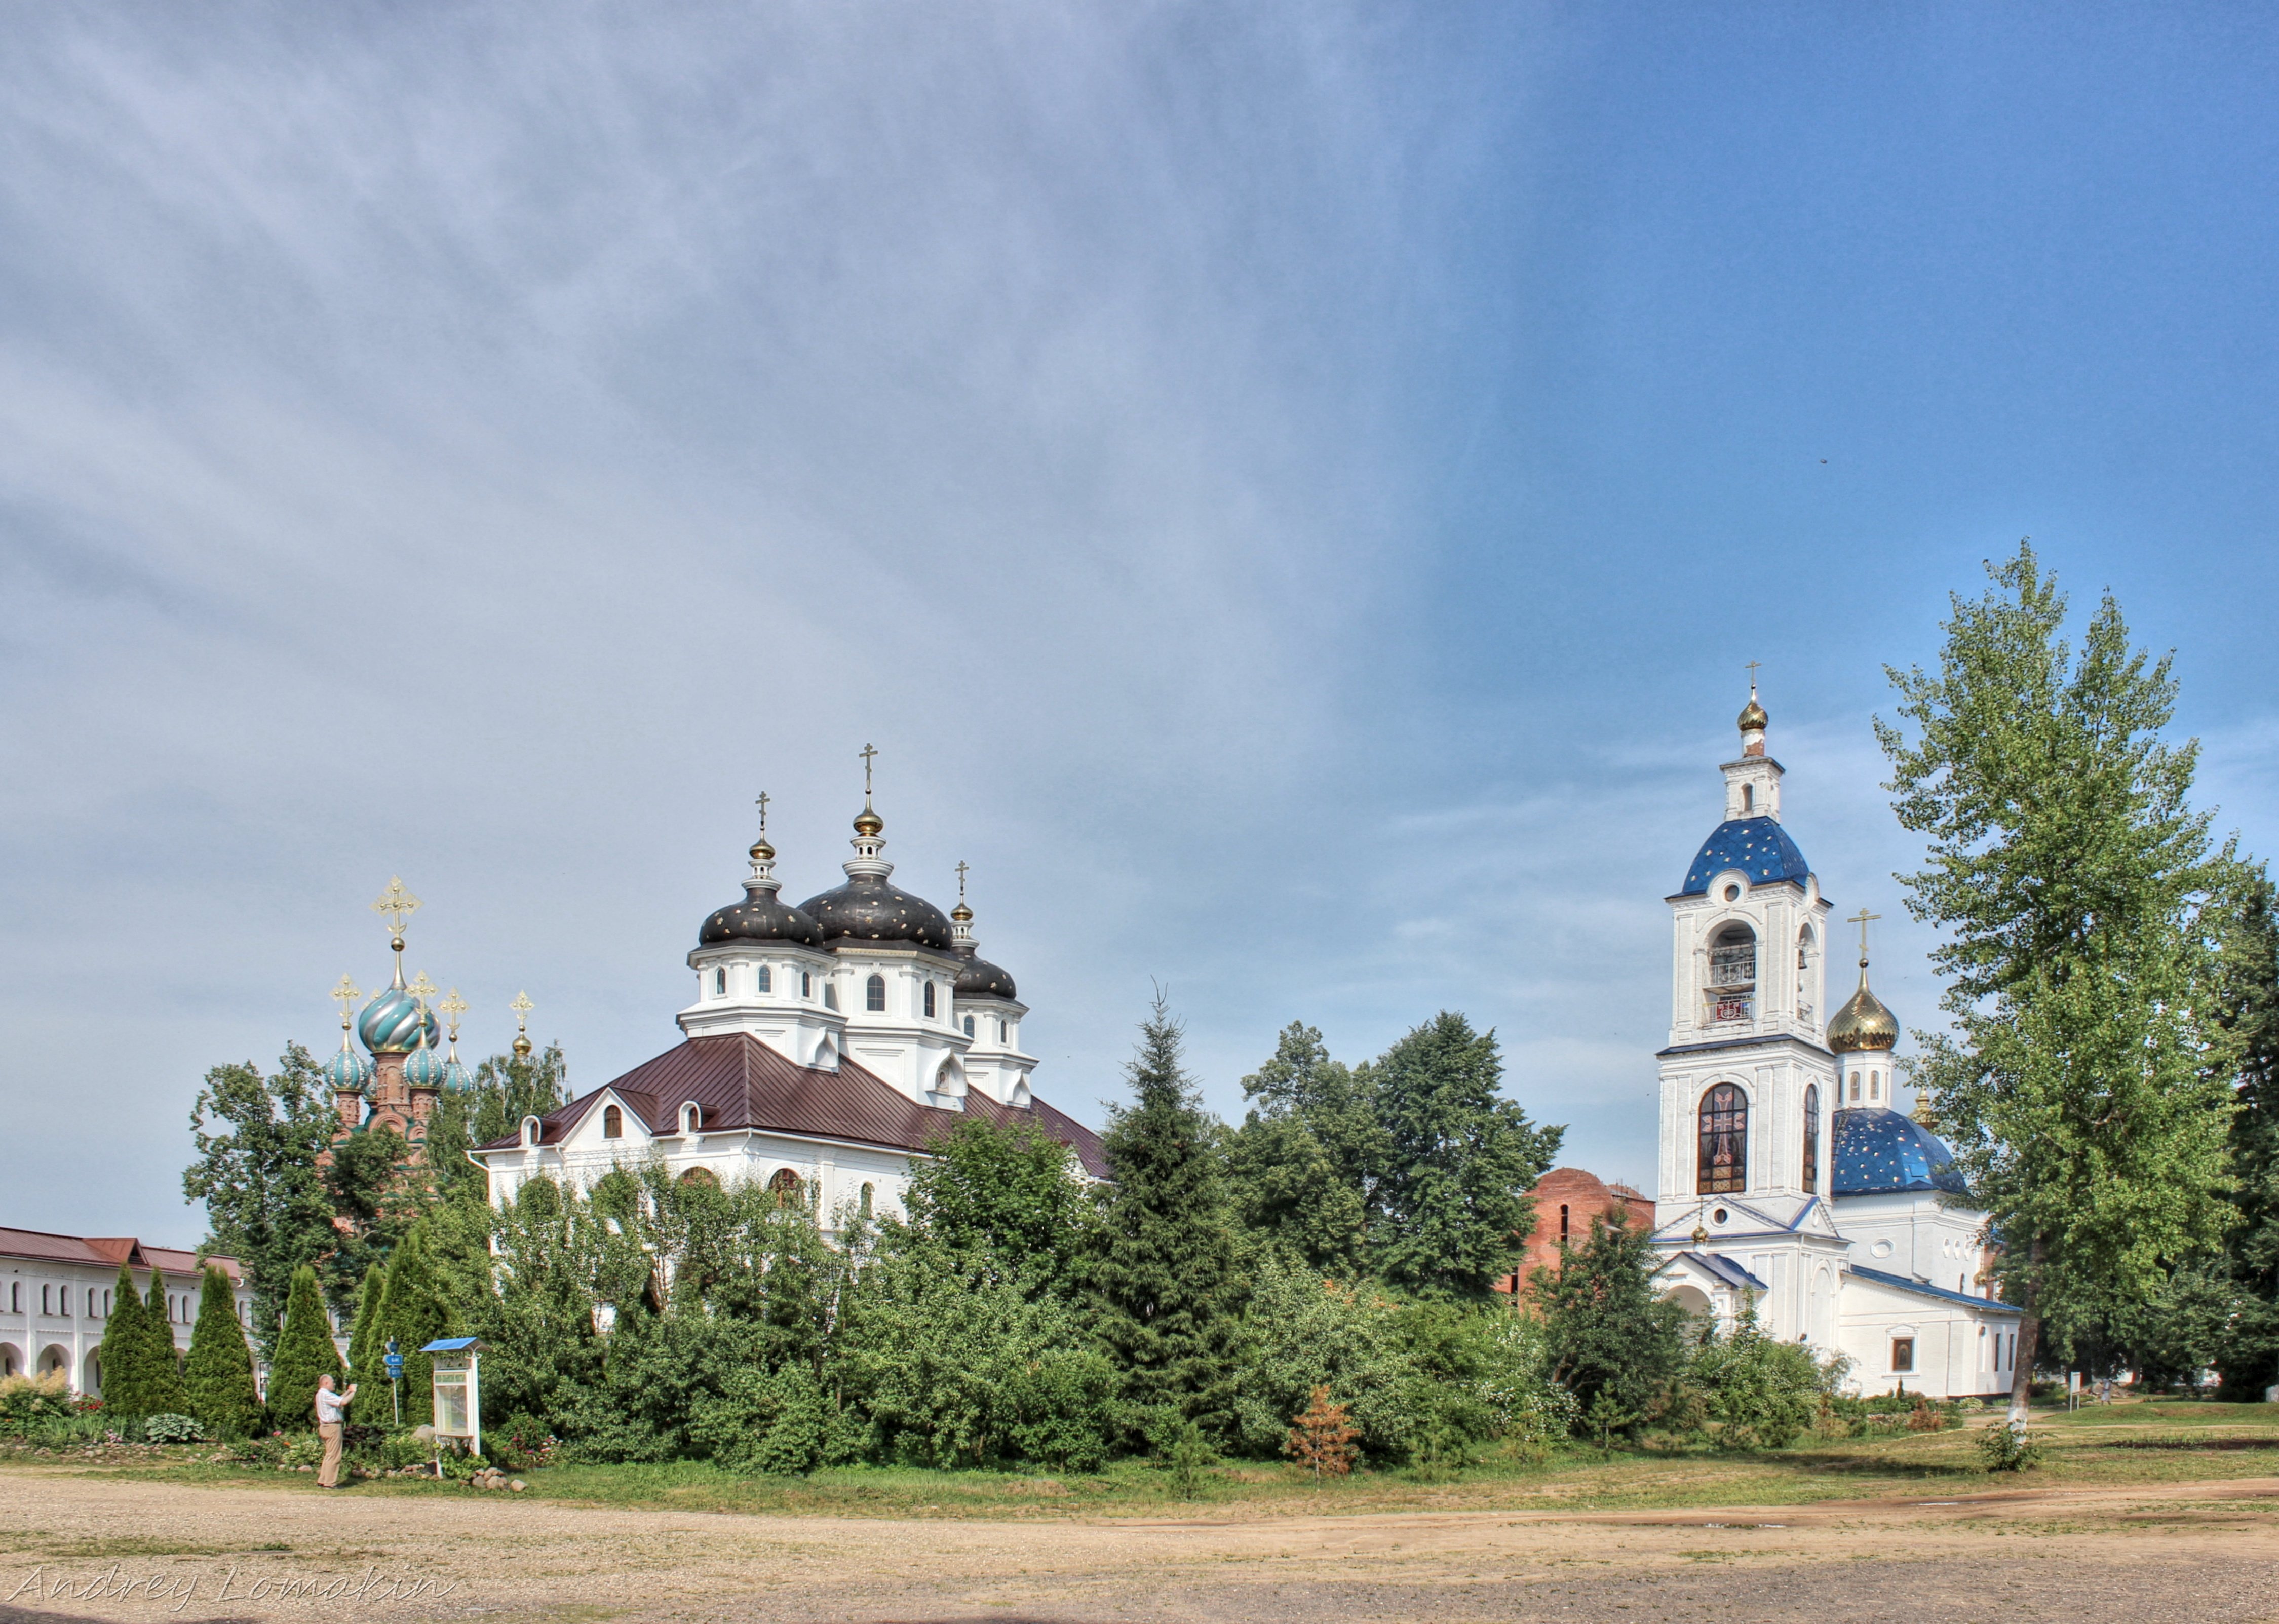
(2, 1470), (2276, 1622)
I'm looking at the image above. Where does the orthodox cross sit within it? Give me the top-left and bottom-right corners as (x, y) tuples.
(330, 975), (362, 1023)
(439, 988), (468, 1041)
(511, 990), (533, 1030)
(955, 859), (970, 901)
(754, 789), (770, 832)
(1848, 906), (1880, 962)
(371, 876), (421, 947)
(408, 971), (439, 1009)
(1743, 659), (1762, 693)
(859, 742), (878, 797)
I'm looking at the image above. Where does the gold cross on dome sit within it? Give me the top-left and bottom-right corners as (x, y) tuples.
(511, 990), (533, 1026)
(1744, 659), (1762, 693)
(754, 789), (770, 831)
(330, 975), (362, 1021)
(371, 877), (421, 945)
(1848, 907), (1880, 960)
(407, 971), (439, 1007)
(859, 743), (878, 796)
(955, 860), (970, 899)
(439, 988), (468, 1038)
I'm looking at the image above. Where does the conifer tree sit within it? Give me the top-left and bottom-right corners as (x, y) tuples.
(95, 1265), (150, 1418)
(267, 1264), (345, 1432)
(184, 1266), (263, 1438)
(1090, 997), (1243, 1442)
(1367, 1013), (1563, 1298)
(141, 1272), (188, 1416)
(345, 1262), (390, 1426)
(373, 1225), (454, 1427)
(1880, 543), (2241, 1420)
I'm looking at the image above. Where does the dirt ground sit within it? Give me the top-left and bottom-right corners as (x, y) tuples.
(4, 1469), (2278, 1624)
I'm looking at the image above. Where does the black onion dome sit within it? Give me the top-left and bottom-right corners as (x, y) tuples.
(699, 891), (825, 948)
(798, 877), (955, 950)
(953, 952), (1017, 1000)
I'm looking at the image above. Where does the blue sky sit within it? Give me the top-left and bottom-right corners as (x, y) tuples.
(4, 5), (2276, 1238)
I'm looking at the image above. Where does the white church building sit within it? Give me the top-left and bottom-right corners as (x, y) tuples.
(468, 787), (1106, 1217)
(1649, 690), (2021, 1399)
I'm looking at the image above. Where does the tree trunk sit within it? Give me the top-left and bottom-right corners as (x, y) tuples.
(2008, 1256), (2042, 1426)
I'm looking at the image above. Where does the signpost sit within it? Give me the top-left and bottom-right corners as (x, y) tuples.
(384, 1339), (403, 1427)
(420, 1338), (485, 1464)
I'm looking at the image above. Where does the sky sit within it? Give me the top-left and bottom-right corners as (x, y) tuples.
(4, 4), (2277, 1239)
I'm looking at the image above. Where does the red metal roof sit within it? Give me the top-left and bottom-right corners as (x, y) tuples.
(478, 1033), (1108, 1178)
(0, 1227), (243, 1281)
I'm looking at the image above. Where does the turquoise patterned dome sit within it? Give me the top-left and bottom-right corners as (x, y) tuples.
(359, 987), (438, 1055)
(323, 1042), (374, 1095)
(440, 1055), (476, 1094)
(404, 1038), (449, 1090)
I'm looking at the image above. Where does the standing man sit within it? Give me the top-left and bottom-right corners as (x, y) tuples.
(315, 1372), (357, 1488)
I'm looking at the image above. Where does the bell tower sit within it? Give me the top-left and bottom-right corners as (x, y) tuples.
(1649, 680), (1845, 1341)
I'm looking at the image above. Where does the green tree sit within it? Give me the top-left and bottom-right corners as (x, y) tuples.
(1535, 1212), (1686, 1434)
(182, 1047), (341, 1356)
(344, 1262), (391, 1426)
(320, 1124), (418, 1308)
(2214, 870), (2279, 1392)
(140, 1272), (188, 1417)
(1090, 997), (1244, 1443)
(267, 1264), (345, 1433)
(94, 1266), (152, 1418)
(903, 1113), (1097, 1293)
(371, 1225), (454, 1428)
(183, 1266), (263, 1439)
(1688, 1296), (1828, 1451)
(1225, 1024), (1378, 1275)
(1878, 543), (2241, 1417)
(423, 1045), (571, 1208)
(1366, 1013), (1563, 1299)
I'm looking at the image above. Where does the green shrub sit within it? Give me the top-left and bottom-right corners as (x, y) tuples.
(1687, 1299), (1832, 1451)
(281, 1435), (324, 1468)
(1978, 1420), (2046, 1472)
(143, 1413), (205, 1444)
(0, 1372), (76, 1434)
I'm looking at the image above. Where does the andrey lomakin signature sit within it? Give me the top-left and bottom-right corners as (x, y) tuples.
(7, 1562), (461, 1611)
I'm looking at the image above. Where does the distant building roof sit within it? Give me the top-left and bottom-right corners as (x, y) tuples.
(0, 1227), (243, 1281)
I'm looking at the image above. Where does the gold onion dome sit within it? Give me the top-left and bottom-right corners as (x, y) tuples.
(951, 900), (974, 923)
(853, 804), (884, 838)
(1738, 692), (1769, 732)
(1828, 962), (1899, 1052)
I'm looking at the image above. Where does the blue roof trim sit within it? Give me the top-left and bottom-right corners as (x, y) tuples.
(1848, 1265), (2020, 1315)
(1680, 816), (1812, 896)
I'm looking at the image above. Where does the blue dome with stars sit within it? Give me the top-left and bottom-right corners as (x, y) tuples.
(1832, 1106), (1968, 1197)
(1679, 816), (1812, 895)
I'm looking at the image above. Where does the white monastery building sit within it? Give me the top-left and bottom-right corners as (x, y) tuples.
(467, 785), (1106, 1214)
(0, 1229), (258, 1397)
(1649, 689), (2021, 1399)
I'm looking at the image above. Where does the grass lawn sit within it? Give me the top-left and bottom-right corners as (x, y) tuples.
(5, 1399), (2276, 1522)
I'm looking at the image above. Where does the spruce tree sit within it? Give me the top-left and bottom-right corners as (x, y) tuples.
(1879, 543), (2240, 1420)
(267, 1264), (345, 1432)
(345, 1262), (391, 1426)
(1366, 1012), (1563, 1299)
(374, 1225), (454, 1428)
(95, 1265), (150, 1418)
(1090, 997), (1243, 1442)
(1535, 1212), (1687, 1432)
(184, 1266), (263, 1438)
(141, 1272), (188, 1416)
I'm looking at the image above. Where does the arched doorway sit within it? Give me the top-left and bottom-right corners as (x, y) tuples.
(0, 1342), (21, 1379)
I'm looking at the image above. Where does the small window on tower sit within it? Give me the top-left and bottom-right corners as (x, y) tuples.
(1559, 1203), (1570, 1242)
(997, 1019), (1008, 1042)
(824, 982), (839, 1010)
(1849, 1072), (1861, 1102)
(1870, 1071), (1880, 1101)
(1742, 784), (1754, 812)
(713, 967), (726, 996)
(1802, 1082), (1821, 1191)
(756, 965), (772, 994)
(866, 974), (886, 1012)
(963, 1014), (975, 1037)
(923, 982), (936, 1018)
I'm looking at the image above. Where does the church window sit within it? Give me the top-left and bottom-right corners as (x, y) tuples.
(1559, 1203), (1570, 1242)
(1698, 1084), (1748, 1194)
(1709, 923), (1756, 987)
(1849, 1071), (1861, 1102)
(7, 1282), (16, 1312)
(756, 965), (771, 994)
(860, 1182), (874, 1218)
(1723, 884), (1741, 901)
(40, 1285), (50, 1315)
(1869, 1071), (1880, 1101)
(963, 1014), (975, 1037)
(1802, 1082), (1820, 1191)
(1798, 927), (1813, 972)
(1891, 1336), (1915, 1373)
(603, 1105), (623, 1139)
(678, 1166), (718, 1189)
(923, 982), (936, 1018)
(769, 1167), (804, 1207)
(801, 971), (812, 998)
(1742, 784), (1753, 812)
(997, 1019), (1008, 1042)
(102, 1290), (111, 1316)
(823, 981), (839, 1010)
(713, 967), (726, 996)
(866, 974), (886, 1012)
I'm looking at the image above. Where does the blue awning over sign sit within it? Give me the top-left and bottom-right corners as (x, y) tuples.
(420, 1337), (484, 1353)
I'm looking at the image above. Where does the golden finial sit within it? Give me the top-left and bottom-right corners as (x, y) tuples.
(1737, 663), (1768, 733)
(330, 975), (362, 1029)
(1848, 906), (1881, 966)
(371, 877), (420, 989)
(439, 988), (468, 1042)
(952, 860), (973, 923)
(853, 744), (883, 836)
(751, 789), (775, 861)
(510, 990), (534, 1058)
(407, 971), (439, 1007)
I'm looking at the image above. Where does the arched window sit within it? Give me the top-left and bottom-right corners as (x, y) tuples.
(712, 967), (726, 996)
(1559, 1203), (1570, 1242)
(866, 974), (886, 1012)
(1802, 1082), (1820, 1191)
(1869, 1070), (1880, 1101)
(1708, 922), (1756, 1022)
(1798, 927), (1813, 972)
(859, 1182), (874, 1218)
(801, 971), (813, 998)
(769, 1167), (803, 1207)
(1742, 783), (1754, 813)
(602, 1104), (623, 1139)
(678, 1166), (718, 1189)
(680, 1101), (702, 1135)
(923, 982), (936, 1018)
(1698, 1083), (1748, 1194)
(963, 1014), (975, 1037)
(756, 965), (772, 994)
(1848, 1070), (1861, 1102)
(997, 1019), (1008, 1042)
